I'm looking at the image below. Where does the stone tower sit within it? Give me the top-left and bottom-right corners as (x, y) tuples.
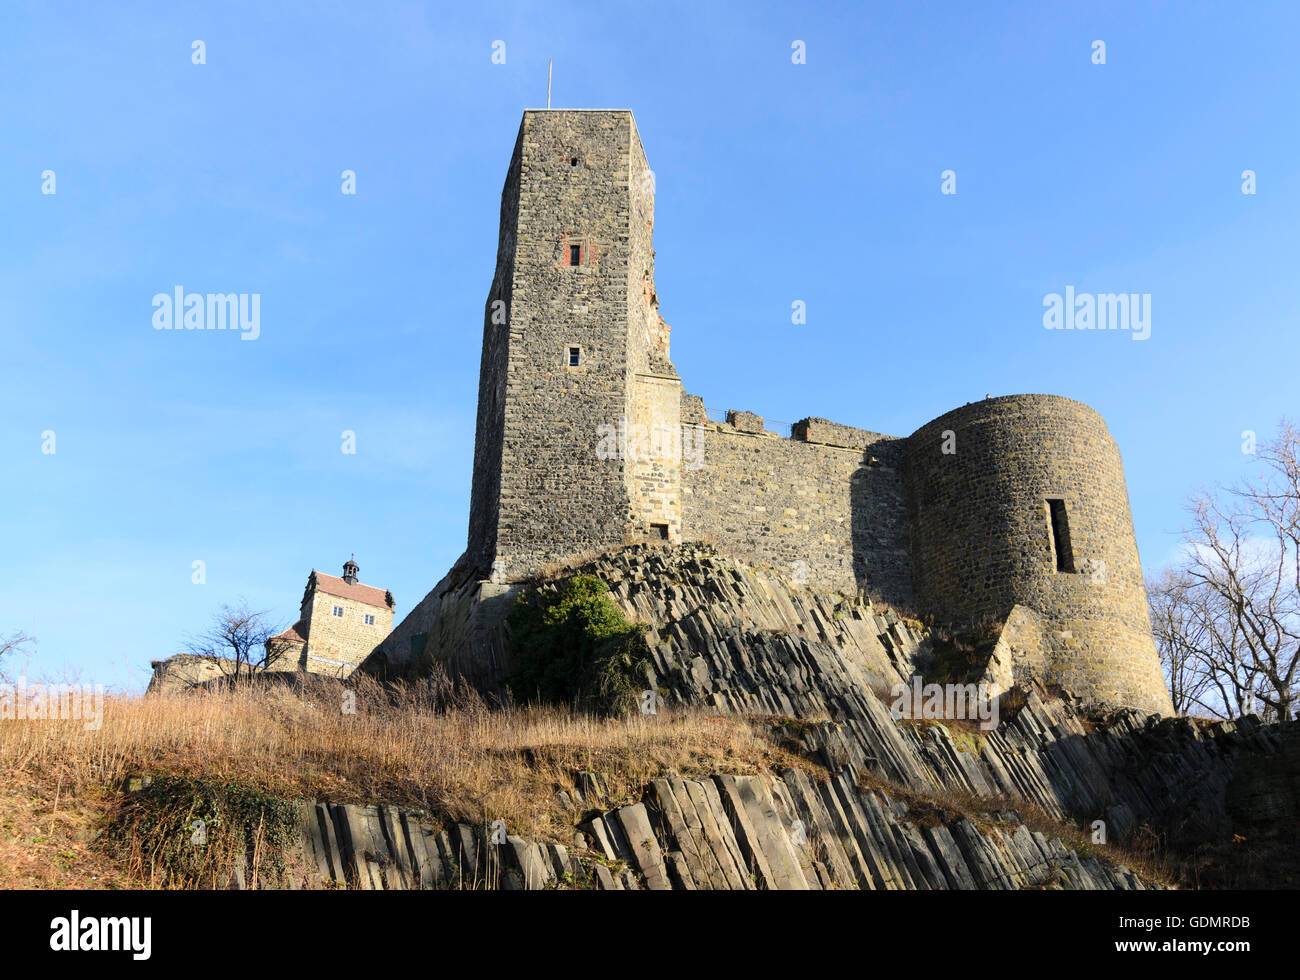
(903, 395), (1173, 716)
(466, 110), (681, 582)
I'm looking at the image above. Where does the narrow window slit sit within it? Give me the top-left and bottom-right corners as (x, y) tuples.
(1046, 499), (1074, 572)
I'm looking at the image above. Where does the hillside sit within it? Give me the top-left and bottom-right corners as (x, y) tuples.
(5, 543), (1294, 890)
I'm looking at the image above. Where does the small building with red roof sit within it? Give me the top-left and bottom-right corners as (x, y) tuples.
(266, 556), (395, 677)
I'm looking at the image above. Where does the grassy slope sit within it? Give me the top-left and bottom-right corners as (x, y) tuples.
(6, 671), (1261, 889)
(0, 675), (812, 888)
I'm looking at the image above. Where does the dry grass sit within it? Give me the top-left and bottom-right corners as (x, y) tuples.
(3, 669), (1252, 890)
(0, 673), (807, 887)
(0, 766), (132, 889)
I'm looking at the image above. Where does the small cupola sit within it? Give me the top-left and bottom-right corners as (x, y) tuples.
(342, 555), (359, 585)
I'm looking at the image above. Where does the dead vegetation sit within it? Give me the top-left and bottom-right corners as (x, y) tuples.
(2, 667), (1276, 890)
(0, 671), (807, 888)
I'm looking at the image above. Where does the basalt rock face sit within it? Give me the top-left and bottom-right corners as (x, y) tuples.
(350, 543), (1286, 888)
(1228, 727), (1300, 829)
(288, 772), (1154, 891)
(547, 545), (1281, 850)
(359, 556), (520, 692)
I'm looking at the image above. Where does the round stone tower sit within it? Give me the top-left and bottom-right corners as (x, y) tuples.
(902, 394), (1172, 716)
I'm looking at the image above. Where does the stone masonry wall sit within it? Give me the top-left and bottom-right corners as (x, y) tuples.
(681, 406), (913, 605)
(303, 591), (393, 673)
(627, 375), (683, 540)
(903, 394), (1172, 716)
(469, 110), (680, 581)
(464, 125), (523, 575)
(623, 120), (683, 543)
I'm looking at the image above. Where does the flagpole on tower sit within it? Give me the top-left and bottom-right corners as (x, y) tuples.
(547, 59), (552, 108)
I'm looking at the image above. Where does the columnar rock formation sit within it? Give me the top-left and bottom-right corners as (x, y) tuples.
(364, 545), (1265, 849)
(289, 772), (1160, 891)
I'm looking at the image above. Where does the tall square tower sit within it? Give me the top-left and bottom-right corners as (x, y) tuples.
(466, 110), (680, 581)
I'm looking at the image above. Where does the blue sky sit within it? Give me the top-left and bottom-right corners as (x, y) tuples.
(3, 1), (1297, 691)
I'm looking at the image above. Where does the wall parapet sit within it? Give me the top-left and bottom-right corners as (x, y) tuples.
(793, 417), (901, 451)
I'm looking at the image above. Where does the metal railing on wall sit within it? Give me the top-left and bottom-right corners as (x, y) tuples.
(702, 406), (795, 439)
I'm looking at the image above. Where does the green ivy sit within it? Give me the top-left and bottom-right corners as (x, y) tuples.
(108, 775), (300, 887)
(506, 575), (652, 715)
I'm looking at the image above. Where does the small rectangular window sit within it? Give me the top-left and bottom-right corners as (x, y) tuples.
(568, 347), (581, 367)
(650, 523), (669, 541)
(364, 613), (375, 625)
(1046, 499), (1074, 572)
(569, 244), (582, 266)
(332, 605), (344, 617)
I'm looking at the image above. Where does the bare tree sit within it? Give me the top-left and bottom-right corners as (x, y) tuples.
(1147, 570), (1214, 715)
(182, 601), (285, 681)
(0, 632), (35, 684)
(1148, 566), (1265, 718)
(1170, 420), (1300, 721)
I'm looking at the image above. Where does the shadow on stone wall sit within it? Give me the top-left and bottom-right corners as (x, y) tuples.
(849, 445), (914, 608)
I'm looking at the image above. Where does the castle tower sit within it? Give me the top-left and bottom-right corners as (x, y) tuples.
(466, 110), (681, 581)
(902, 395), (1173, 715)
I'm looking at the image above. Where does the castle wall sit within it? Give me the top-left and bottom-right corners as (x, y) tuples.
(627, 375), (683, 539)
(902, 394), (1172, 715)
(680, 410), (914, 605)
(623, 120), (683, 542)
(146, 655), (228, 694)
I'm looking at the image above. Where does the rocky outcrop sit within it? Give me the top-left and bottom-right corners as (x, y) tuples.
(290, 769), (1154, 890)
(360, 542), (925, 697)
(574, 545), (1279, 848)
(351, 543), (1289, 886)
(359, 557), (519, 691)
(147, 655), (230, 694)
(1228, 727), (1300, 831)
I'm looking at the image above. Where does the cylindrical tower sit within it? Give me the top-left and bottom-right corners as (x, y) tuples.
(903, 394), (1172, 715)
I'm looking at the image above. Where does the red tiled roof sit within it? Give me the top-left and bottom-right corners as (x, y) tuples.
(313, 572), (392, 609)
(270, 621), (307, 644)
